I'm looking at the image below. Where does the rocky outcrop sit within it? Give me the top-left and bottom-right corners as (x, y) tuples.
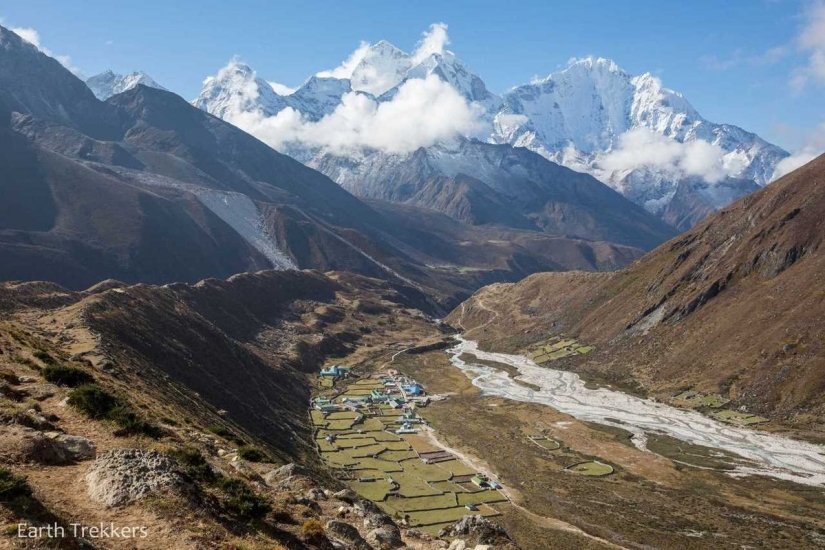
(85, 449), (182, 507)
(326, 520), (372, 550)
(0, 427), (95, 465)
(439, 515), (508, 545)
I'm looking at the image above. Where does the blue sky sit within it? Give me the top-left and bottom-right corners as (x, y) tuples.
(2, 0), (823, 152)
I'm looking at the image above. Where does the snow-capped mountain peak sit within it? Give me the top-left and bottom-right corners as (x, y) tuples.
(193, 59), (287, 118)
(350, 40), (412, 96)
(86, 70), (166, 100)
(289, 75), (353, 121)
(405, 50), (500, 110)
(192, 36), (789, 230)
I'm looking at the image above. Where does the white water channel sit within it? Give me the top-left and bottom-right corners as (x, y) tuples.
(448, 336), (825, 486)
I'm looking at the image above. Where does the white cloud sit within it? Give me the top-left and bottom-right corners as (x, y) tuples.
(411, 22), (450, 64)
(771, 123), (825, 179)
(600, 127), (727, 183)
(791, 0), (825, 90)
(317, 41), (371, 79)
(268, 81), (296, 95)
(10, 25), (83, 77)
(11, 26), (40, 48)
(223, 73), (484, 155)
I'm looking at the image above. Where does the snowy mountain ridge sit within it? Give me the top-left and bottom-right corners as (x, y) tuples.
(190, 33), (789, 226)
(86, 70), (166, 100)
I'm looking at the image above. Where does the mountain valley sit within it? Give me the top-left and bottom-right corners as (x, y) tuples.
(1, 12), (824, 550)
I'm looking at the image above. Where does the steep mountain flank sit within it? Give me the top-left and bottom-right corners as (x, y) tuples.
(0, 23), (644, 308)
(449, 155), (825, 429)
(311, 140), (677, 250)
(0, 269), (471, 549)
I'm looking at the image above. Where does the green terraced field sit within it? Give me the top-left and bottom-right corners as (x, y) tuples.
(407, 504), (499, 528)
(437, 460), (477, 476)
(314, 372), (508, 533)
(347, 444), (389, 458)
(713, 410), (769, 425)
(326, 419), (356, 430)
(334, 437), (377, 448)
(428, 480), (468, 493)
(399, 459), (453, 482)
(384, 492), (458, 512)
(350, 457), (404, 472)
(457, 490), (509, 505)
(531, 437), (561, 450)
(350, 479), (393, 500)
(387, 473), (444, 497)
(380, 450), (419, 461)
(567, 461), (614, 476)
(326, 411), (361, 420)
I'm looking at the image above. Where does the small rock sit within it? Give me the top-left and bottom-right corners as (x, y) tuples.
(228, 460), (264, 483)
(27, 384), (59, 401)
(333, 488), (358, 503)
(18, 376), (37, 384)
(473, 545), (493, 550)
(307, 487), (328, 501)
(448, 540), (467, 550)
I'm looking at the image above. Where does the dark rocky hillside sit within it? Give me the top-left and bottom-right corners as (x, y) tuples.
(0, 24), (658, 310)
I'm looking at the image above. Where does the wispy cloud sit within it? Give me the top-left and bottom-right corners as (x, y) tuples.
(771, 123), (825, 179)
(316, 41), (371, 79)
(790, 0), (825, 91)
(411, 22), (450, 64)
(267, 81), (296, 95)
(700, 45), (790, 72)
(600, 127), (729, 183)
(10, 25), (83, 77)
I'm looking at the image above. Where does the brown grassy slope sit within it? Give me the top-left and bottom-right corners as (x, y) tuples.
(448, 154), (825, 428)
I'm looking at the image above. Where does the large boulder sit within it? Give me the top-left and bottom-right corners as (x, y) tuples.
(439, 515), (509, 546)
(326, 520), (372, 550)
(366, 524), (403, 548)
(46, 432), (96, 460)
(85, 449), (182, 507)
(0, 427), (71, 465)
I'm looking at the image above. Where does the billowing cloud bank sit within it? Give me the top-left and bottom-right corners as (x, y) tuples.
(225, 73), (484, 154)
(600, 128), (728, 183)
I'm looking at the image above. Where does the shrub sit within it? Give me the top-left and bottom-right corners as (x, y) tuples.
(108, 406), (163, 438)
(68, 384), (160, 437)
(32, 350), (56, 365)
(42, 365), (94, 387)
(217, 478), (271, 520)
(67, 384), (118, 419)
(237, 446), (267, 463)
(171, 447), (215, 482)
(206, 423), (244, 445)
(0, 467), (31, 502)
(301, 519), (325, 538)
